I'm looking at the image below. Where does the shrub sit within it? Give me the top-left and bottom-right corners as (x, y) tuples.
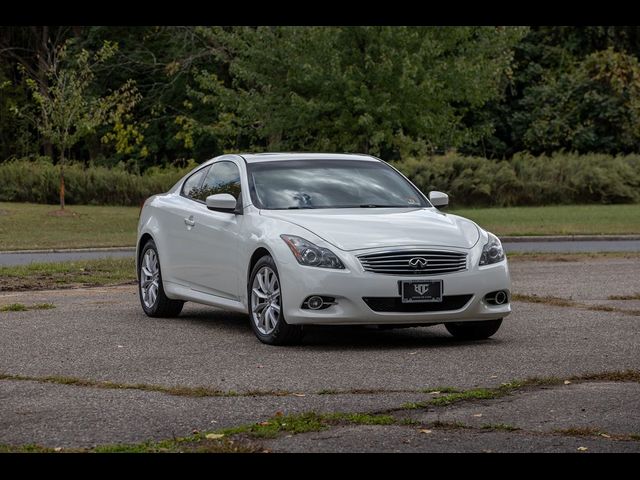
(1, 153), (639, 207)
(0, 157), (195, 206)
(392, 152), (640, 207)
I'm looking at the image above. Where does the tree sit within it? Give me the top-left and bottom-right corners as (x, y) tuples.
(464, 26), (640, 157)
(0, 27), (79, 159)
(23, 40), (140, 209)
(518, 48), (640, 154)
(178, 26), (527, 160)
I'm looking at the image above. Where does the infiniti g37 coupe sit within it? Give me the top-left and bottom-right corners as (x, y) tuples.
(137, 153), (511, 345)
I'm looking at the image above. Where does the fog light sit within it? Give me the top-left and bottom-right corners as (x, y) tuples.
(484, 290), (509, 306)
(307, 296), (324, 310)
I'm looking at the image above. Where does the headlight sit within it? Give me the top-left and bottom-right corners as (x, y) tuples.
(280, 234), (345, 269)
(479, 232), (505, 266)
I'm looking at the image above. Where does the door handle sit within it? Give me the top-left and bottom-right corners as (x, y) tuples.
(184, 216), (195, 227)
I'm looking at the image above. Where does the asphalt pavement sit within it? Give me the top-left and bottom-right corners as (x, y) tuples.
(1, 257), (639, 452)
(0, 248), (134, 266)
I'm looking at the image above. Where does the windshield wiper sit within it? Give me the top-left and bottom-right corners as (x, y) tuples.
(287, 206), (316, 209)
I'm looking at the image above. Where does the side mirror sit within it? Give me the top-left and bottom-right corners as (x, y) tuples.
(206, 193), (237, 213)
(428, 191), (449, 208)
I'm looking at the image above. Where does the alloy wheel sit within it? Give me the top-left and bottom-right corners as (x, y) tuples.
(251, 266), (281, 335)
(140, 248), (160, 309)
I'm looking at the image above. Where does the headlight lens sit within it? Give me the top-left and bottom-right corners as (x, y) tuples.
(280, 235), (345, 269)
(479, 232), (505, 266)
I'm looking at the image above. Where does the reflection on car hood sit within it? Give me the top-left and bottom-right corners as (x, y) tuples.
(261, 208), (480, 251)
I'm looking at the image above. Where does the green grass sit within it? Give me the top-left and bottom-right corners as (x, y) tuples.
(451, 204), (640, 236)
(0, 257), (135, 291)
(401, 370), (640, 411)
(0, 303), (28, 312)
(219, 412), (396, 439)
(0, 202), (639, 251)
(0, 202), (139, 250)
(0, 303), (55, 312)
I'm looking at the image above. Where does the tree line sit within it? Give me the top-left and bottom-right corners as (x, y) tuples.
(2, 26), (640, 170)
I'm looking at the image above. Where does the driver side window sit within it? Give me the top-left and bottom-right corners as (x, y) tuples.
(182, 166), (210, 201)
(191, 161), (242, 202)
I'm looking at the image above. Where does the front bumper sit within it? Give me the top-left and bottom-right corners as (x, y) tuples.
(277, 255), (512, 326)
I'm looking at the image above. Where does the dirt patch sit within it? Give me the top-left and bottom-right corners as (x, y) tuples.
(46, 209), (81, 217)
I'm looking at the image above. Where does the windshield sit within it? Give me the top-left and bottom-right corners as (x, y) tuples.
(247, 159), (430, 210)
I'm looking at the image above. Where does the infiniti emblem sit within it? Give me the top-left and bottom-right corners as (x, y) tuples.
(408, 257), (429, 269)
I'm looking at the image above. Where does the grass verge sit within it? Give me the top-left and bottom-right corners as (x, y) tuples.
(451, 204), (640, 236)
(0, 258), (135, 291)
(0, 202), (139, 250)
(1, 202), (640, 251)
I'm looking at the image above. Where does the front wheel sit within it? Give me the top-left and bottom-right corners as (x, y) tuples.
(139, 239), (184, 318)
(248, 256), (304, 345)
(445, 319), (502, 340)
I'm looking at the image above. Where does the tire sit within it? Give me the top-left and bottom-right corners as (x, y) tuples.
(444, 319), (502, 340)
(138, 239), (184, 318)
(248, 256), (304, 345)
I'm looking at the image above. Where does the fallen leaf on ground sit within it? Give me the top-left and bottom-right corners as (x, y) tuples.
(259, 421), (271, 426)
(577, 446), (588, 451)
(274, 411), (283, 417)
(473, 413), (483, 417)
(409, 352), (418, 355)
(292, 393), (306, 397)
(54, 447), (62, 452)
(429, 391), (441, 395)
(205, 433), (224, 440)
(419, 429), (432, 434)
(490, 375), (498, 379)
(600, 433), (611, 438)
(564, 380), (571, 385)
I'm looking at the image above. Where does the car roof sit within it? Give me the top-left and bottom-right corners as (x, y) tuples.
(237, 152), (380, 163)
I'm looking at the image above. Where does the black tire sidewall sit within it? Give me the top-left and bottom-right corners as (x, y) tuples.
(445, 319), (502, 340)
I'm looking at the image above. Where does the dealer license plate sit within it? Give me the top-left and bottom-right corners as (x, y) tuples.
(399, 280), (443, 303)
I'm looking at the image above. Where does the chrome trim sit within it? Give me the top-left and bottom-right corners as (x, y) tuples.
(357, 249), (468, 276)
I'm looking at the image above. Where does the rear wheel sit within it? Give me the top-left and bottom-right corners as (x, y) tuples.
(445, 319), (502, 340)
(139, 239), (184, 318)
(248, 256), (304, 345)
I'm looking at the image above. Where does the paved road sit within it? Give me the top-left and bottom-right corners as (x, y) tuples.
(0, 249), (134, 266)
(504, 239), (640, 253)
(1, 239), (639, 266)
(1, 257), (639, 452)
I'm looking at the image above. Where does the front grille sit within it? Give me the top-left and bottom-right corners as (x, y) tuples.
(363, 295), (473, 313)
(358, 250), (467, 275)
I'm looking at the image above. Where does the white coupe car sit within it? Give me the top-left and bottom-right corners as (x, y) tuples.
(137, 153), (511, 345)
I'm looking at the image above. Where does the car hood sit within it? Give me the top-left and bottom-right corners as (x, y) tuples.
(260, 208), (480, 251)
